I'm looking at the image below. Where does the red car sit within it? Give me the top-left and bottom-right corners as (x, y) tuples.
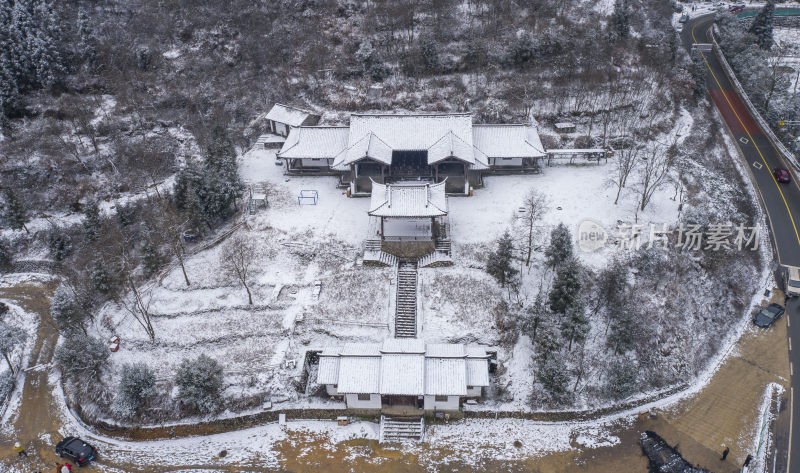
(773, 167), (792, 183)
(729, 5), (745, 13)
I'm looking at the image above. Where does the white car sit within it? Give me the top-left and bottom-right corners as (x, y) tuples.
(785, 265), (800, 297)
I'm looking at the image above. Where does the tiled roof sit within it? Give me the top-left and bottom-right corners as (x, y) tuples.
(317, 341), (490, 396)
(278, 127), (349, 159)
(368, 182), (448, 218)
(266, 103), (318, 127)
(472, 124), (546, 158)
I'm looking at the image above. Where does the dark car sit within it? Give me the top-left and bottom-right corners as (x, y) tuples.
(773, 167), (792, 183)
(753, 303), (785, 328)
(55, 437), (97, 466)
(729, 4), (745, 13)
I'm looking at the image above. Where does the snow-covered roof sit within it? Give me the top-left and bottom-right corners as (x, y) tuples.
(316, 340), (489, 396)
(545, 148), (607, 154)
(278, 127), (349, 159)
(425, 358), (467, 396)
(381, 354), (425, 395)
(334, 113), (475, 167)
(472, 124), (545, 158)
(368, 182), (448, 218)
(265, 103), (319, 127)
(336, 356), (381, 394)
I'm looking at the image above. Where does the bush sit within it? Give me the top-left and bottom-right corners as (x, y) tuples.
(174, 354), (224, 414)
(604, 359), (638, 399)
(55, 334), (109, 379)
(112, 363), (157, 420)
(50, 284), (86, 334)
(537, 355), (570, 404)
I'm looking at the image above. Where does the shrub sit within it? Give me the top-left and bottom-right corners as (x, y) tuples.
(174, 354), (224, 414)
(112, 363), (157, 420)
(55, 334), (108, 379)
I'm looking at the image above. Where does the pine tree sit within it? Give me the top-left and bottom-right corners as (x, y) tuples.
(533, 313), (560, 364)
(749, 1), (775, 50)
(82, 200), (101, 242)
(3, 188), (29, 233)
(549, 256), (581, 314)
(50, 283), (87, 334)
(486, 230), (517, 287)
(690, 49), (707, 98)
(90, 258), (113, 295)
(54, 333), (108, 379)
(545, 223), (573, 269)
(0, 237), (13, 271)
(142, 237), (163, 278)
(0, 321), (26, 375)
(604, 358), (638, 399)
(112, 363), (156, 420)
(76, 7), (96, 64)
(47, 229), (72, 261)
(537, 354), (570, 403)
(419, 35), (440, 73)
(606, 301), (643, 355)
(523, 288), (548, 341)
(174, 354), (224, 414)
(612, 0), (631, 39)
(560, 302), (589, 351)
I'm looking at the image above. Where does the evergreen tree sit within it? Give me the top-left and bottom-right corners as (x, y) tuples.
(509, 32), (537, 67)
(749, 1), (775, 50)
(76, 7), (96, 64)
(537, 354), (570, 403)
(486, 230), (517, 287)
(50, 283), (86, 334)
(606, 301), (644, 355)
(54, 332), (108, 379)
(612, 0), (631, 39)
(47, 229), (72, 261)
(545, 223), (573, 269)
(0, 321), (26, 375)
(0, 237), (13, 271)
(533, 313), (560, 364)
(549, 256), (581, 314)
(174, 354), (224, 414)
(3, 188), (29, 233)
(523, 288), (548, 341)
(90, 258), (113, 295)
(604, 358), (638, 399)
(560, 302), (589, 351)
(141, 237), (163, 278)
(690, 49), (707, 98)
(82, 200), (101, 242)
(419, 35), (440, 73)
(112, 363), (156, 420)
(596, 259), (628, 312)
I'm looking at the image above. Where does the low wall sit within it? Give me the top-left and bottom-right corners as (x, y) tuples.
(382, 241), (434, 259)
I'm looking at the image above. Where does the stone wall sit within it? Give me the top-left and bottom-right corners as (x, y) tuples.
(382, 241), (434, 259)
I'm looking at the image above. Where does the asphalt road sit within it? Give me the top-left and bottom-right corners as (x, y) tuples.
(682, 13), (800, 473)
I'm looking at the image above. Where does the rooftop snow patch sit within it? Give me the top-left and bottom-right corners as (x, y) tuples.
(266, 103), (319, 127)
(368, 182), (448, 218)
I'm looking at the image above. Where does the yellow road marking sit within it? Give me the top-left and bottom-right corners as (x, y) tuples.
(691, 22), (800, 253)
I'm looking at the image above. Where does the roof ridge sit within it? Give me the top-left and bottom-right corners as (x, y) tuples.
(272, 102), (317, 115)
(352, 112), (473, 117)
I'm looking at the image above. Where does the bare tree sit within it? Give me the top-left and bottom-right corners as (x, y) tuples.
(221, 233), (257, 305)
(637, 140), (676, 212)
(610, 115), (642, 205)
(515, 189), (549, 266)
(120, 278), (156, 342)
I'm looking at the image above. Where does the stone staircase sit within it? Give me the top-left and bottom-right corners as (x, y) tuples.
(435, 239), (451, 255)
(395, 262), (418, 338)
(363, 239), (398, 267)
(418, 251), (453, 268)
(379, 416), (425, 442)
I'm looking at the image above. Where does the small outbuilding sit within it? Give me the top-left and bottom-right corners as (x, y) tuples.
(316, 339), (490, 414)
(265, 103), (321, 137)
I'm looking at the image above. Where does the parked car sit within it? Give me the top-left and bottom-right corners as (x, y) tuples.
(55, 437), (97, 466)
(676, 23), (684, 33)
(752, 303), (785, 328)
(785, 265), (800, 297)
(679, 13), (689, 23)
(729, 4), (744, 12)
(773, 167), (792, 183)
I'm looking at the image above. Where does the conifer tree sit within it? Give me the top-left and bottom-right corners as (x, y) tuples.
(3, 189), (29, 233)
(486, 230), (517, 287)
(545, 223), (573, 269)
(750, 1), (775, 50)
(82, 200), (101, 242)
